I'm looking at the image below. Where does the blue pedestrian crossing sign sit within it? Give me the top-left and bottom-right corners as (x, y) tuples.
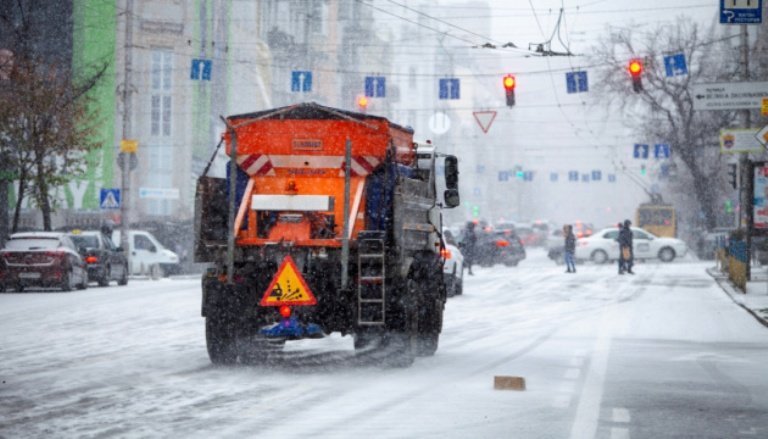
(364, 76), (386, 97)
(190, 59), (212, 81)
(634, 143), (650, 159)
(663, 54), (687, 77)
(291, 71), (312, 92)
(654, 143), (671, 159)
(566, 71), (588, 93)
(100, 188), (121, 210)
(439, 78), (460, 100)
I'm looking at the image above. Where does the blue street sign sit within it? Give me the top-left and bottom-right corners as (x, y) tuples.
(566, 71), (588, 93)
(291, 71), (312, 92)
(654, 143), (671, 159)
(476, 164), (486, 174)
(100, 188), (121, 210)
(608, 174), (617, 183)
(524, 171), (534, 182)
(568, 171), (579, 182)
(498, 171), (510, 182)
(663, 54), (687, 77)
(592, 170), (602, 181)
(720, 0), (762, 24)
(364, 76), (386, 97)
(439, 78), (460, 100)
(190, 59), (212, 81)
(634, 143), (650, 159)
(550, 172), (558, 182)
(581, 174), (590, 182)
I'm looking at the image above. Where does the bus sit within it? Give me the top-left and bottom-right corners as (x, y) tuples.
(636, 203), (676, 237)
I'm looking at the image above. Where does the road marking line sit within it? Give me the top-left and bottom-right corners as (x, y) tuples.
(564, 368), (580, 380)
(569, 307), (616, 439)
(612, 407), (630, 423)
(610, 427), (630, 439)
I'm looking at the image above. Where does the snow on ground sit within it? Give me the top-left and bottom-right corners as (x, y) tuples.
(1, 248), (767, 438)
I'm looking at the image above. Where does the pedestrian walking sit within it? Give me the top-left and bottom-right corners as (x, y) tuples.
(618, 219), (634, 274)
(564, 224), (576, 273)
(459, 221), (478, 275)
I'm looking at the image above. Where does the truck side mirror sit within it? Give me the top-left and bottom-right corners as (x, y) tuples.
(444, 189), (460, 208)
(444, 155), (459, 190)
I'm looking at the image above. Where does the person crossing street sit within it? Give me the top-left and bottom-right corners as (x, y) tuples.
(618, 219), (634, 274)
(564, 224), (576, 273)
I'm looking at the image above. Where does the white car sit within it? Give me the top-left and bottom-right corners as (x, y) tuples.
(575, 227), (687, 264)
(441, 230), (464, 297)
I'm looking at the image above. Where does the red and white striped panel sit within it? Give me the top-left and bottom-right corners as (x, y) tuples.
(237, 154), (276, 176)
(338, 156), (381, 177)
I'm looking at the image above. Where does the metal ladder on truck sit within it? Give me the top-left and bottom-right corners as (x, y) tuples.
(357, 231), (386, 325)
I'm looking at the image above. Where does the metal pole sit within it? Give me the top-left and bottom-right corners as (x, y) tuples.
(119, 0), (134, 253)
(739, 24), (752, 281)
(341, 139), (352, 290)
(227, 130), (237, 284)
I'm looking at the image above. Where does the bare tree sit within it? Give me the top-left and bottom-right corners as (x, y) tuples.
(591, 18), (739, 230)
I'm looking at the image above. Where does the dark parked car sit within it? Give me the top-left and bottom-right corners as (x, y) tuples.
(475, 229), (526, 267)
(68, 230), (129, 287)
(0, 232), (88, 292)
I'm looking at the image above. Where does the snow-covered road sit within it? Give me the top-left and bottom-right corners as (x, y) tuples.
(2, 249), (767, 438)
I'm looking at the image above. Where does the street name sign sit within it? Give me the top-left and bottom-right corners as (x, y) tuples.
(692, 81), (768, 111)
(720, 0), (763, 25)
(720, 128), (762, 154)
(138, 187), (180, 200)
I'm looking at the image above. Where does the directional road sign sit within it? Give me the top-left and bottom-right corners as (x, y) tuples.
(663, 54), (688, 77)
(364, 76), (386, 97)
(720, 128), (762, 154)
(565, 71), (588, 93)
(439, 78), (460, 99)
(190, 59), (212, 81)
(568, 171), (579, 181)
(692, 81), (768, 111)
(550, 172), (558, 182)
(720, 0), (762, 24)
(428, 111), (451, 135)
(634, 143), (650, 159)
(291, 71), (312, 92)
(100, 188), (121, 210)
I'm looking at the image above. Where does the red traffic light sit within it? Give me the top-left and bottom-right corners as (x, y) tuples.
(628, 59), (643, 76)
(503, 74), (516, 90)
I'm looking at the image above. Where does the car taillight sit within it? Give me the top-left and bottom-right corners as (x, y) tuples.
(440, 248), (452, 259)
(495, 239), (509, 247)
(85, 255), (98, 264)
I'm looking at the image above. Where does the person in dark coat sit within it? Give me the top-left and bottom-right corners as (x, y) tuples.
(618, 219), (634, 274)
(460, 221), (478, 275)
(564, 224), (576, 273)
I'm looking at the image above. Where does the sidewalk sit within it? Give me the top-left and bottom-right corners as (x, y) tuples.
(707, 266), (768, 328)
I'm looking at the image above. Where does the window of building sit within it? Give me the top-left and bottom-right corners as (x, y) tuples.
(150, 48), (173, 137)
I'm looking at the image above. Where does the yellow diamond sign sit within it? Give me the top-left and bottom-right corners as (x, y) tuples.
(259, 255), (317, 306)
(120, 139), (138, 153)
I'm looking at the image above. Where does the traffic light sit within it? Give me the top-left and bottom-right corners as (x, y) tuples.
(471, 205), (480, 218)
(640, 164), (646, 175)
(503, 74), (516, 107)
(356, 95), (369, 111)
(628, 59), (643, 93)
(727, 163), (738, 189)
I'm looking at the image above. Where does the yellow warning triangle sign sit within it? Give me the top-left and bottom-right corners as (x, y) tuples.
(259, 255), (317, 306)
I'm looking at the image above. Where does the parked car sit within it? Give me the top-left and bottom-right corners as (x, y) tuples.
(476, 229), (526, 267)
(0, 232), (88, 292)
(68, 230), (129, 287)
(112, 230), (181, 276)
(442, 230), (464, 297)
(575, 226), (688, 264)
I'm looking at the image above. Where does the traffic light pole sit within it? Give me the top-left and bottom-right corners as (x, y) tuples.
(119, 0), (134, 253)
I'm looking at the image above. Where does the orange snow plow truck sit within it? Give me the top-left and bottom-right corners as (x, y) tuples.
(195, 103), (460, 367)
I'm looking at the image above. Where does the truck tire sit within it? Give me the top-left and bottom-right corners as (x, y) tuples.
(411, 255), (445, 357)
(206, 316), (238, 365)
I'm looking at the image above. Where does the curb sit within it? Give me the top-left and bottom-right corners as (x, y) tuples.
(707, 267), (768, 329)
